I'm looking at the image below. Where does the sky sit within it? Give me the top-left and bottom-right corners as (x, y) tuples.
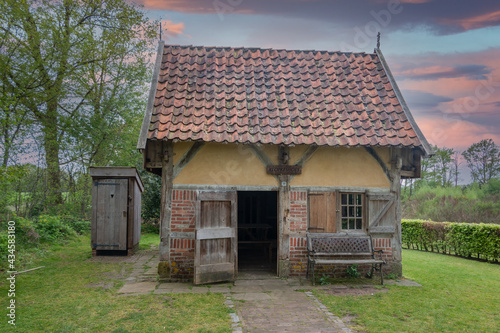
(136, 0), (500, 180)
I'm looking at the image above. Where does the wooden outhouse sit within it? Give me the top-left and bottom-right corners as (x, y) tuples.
(90, 167), (144, 256)
(137, 42), (432, 284)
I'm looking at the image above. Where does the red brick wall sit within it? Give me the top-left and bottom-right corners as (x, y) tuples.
(170, 190), (196, 280)
(289, 190), (308, 276)
(373, 237), (393, 274)
(167, 189), (395, 281)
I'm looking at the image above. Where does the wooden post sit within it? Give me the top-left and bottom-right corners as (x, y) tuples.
(277, 146), (291, 277)
(390, 148), (403, 277)
(158, 141), (174, 279)
(278, 175), (291, 277)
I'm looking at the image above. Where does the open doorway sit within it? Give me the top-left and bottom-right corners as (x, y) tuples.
(237, 191), (278, 274)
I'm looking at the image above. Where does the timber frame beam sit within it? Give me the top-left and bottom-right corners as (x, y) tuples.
(173, 142), (205, 178)
(364, 147), (391, 182)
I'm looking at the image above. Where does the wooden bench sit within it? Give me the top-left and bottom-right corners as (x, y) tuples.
(306, 233), (385, 285)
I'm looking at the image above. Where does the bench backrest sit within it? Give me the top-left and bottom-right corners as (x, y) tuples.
(307, 233), (374, 256)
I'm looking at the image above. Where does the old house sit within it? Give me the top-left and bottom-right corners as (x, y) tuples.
(137, 42), (431, 284)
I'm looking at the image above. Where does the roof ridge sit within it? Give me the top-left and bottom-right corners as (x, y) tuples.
(163, 43), (374, 56)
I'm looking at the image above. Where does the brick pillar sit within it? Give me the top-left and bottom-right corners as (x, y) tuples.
(289, 190), (308, 276)
(169, 189), (197, 281)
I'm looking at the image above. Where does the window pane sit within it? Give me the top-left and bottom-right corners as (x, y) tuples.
(348, 206), (354, 217)
(356, 206), (362, 217)
(342, 206), (347, 217)
(341, 194), (347, 205)
(356, 194), (362, 205)
(342, 220), (347, 229)
(348, 194), (354, 205)
(356, 219), (362, 229)
(349, 218), (355, 229)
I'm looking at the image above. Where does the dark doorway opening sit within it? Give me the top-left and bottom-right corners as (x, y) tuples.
(237, 191), (278, 274)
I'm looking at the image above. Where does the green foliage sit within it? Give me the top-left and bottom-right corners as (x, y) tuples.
(319, 274), (331, 285)
(462, 139), (500, 186)
(140, 171), (161, 224)
(346, 264), (361, 278)
(0, 214), (89, 271)
(402, 219), (500, 262)
(0, 0), (157, 205)
(402, 179), (500, 223)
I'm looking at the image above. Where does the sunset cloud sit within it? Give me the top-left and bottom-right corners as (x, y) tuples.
(440, 10), (500, 31)
(139, 0), (500, 34)
(160, 20), (190, 40)
(397, 64), (491, 81)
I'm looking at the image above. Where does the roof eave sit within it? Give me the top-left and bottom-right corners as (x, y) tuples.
(137, 40), (165, 150)
(375, 48), (433, 157)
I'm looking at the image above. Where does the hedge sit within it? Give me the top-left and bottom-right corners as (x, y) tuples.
(402, 219), (500, 262)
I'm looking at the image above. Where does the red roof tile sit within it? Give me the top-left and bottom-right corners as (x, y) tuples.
(145, 45), (427, 149)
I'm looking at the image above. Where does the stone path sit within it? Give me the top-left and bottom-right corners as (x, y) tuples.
(91, 248), (419, 332)
(230, 272), (351, 332)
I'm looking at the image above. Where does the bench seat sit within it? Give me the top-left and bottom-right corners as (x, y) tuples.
(307, 233), (385, 285)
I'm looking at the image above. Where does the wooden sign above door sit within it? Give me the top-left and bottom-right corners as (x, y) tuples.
(266, 165), (302, 175)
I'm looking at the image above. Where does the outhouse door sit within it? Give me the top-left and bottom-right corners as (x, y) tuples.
(94, 178), (128, 251)
(194, 191), (237, 285)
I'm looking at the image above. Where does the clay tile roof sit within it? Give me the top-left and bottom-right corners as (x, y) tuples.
(139, 43), (431, 153)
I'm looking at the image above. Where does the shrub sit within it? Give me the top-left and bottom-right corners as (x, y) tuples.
(60, 216), (91, 234)
(34, 215), (77, 243)
(402, 219), (500, 262)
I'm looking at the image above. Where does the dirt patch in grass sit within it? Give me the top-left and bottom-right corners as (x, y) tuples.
(324, 287), (388, 296)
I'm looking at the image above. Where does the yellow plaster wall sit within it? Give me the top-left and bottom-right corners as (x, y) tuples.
(290, 146), (391, 188)
(173, 143), (278, 186)
(289, 145), (309, 165)
(172, 142), (194, 165)
(374, 147), (391, 166)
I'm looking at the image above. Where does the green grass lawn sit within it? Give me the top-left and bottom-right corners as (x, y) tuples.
(0, 234), (232, 333)
(2, 235), (499, 333)
(315, 249), (500, 332)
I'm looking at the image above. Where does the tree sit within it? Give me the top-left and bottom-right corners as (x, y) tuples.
(418, 145), (455, 187)
(450, 151), (461, 187)
(0, 0), (156, 205)
(462, 139), (500, 186)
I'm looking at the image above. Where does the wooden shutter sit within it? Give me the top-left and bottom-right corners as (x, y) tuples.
(194, 191), (237, 285)
(308, 192), (336, 233)
(367, 193), (396, 234)
(94, 179), (128, 250)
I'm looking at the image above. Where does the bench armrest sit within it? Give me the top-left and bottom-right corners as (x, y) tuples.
(373, 249), (385, 262)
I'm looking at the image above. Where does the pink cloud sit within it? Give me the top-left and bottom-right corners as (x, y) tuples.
(440, 10), (500, 30)
(418, 117), (500, 151)
(391, 49), (500, 150)
(157, 20), (190, 40)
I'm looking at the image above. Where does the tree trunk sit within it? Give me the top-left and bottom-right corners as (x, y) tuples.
(42, 101), (62, 205)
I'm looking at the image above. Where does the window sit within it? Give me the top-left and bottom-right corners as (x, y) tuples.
(340, 193), (364, 230)
(308, 191), (365, 233)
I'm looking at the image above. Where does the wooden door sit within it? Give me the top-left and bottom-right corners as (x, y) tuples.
(94, 179), (128, 251)
(194, 191), (237, 285)
(308, 192), (336, 233)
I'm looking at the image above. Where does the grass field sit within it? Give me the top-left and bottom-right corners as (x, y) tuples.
(315, 250), (500, 332)
(0, 235), (232, 333)
(1, 233), (498, 332)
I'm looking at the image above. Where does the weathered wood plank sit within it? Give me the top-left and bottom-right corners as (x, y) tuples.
(195, 191), (236, 285)
(197, 228), (235, 240)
